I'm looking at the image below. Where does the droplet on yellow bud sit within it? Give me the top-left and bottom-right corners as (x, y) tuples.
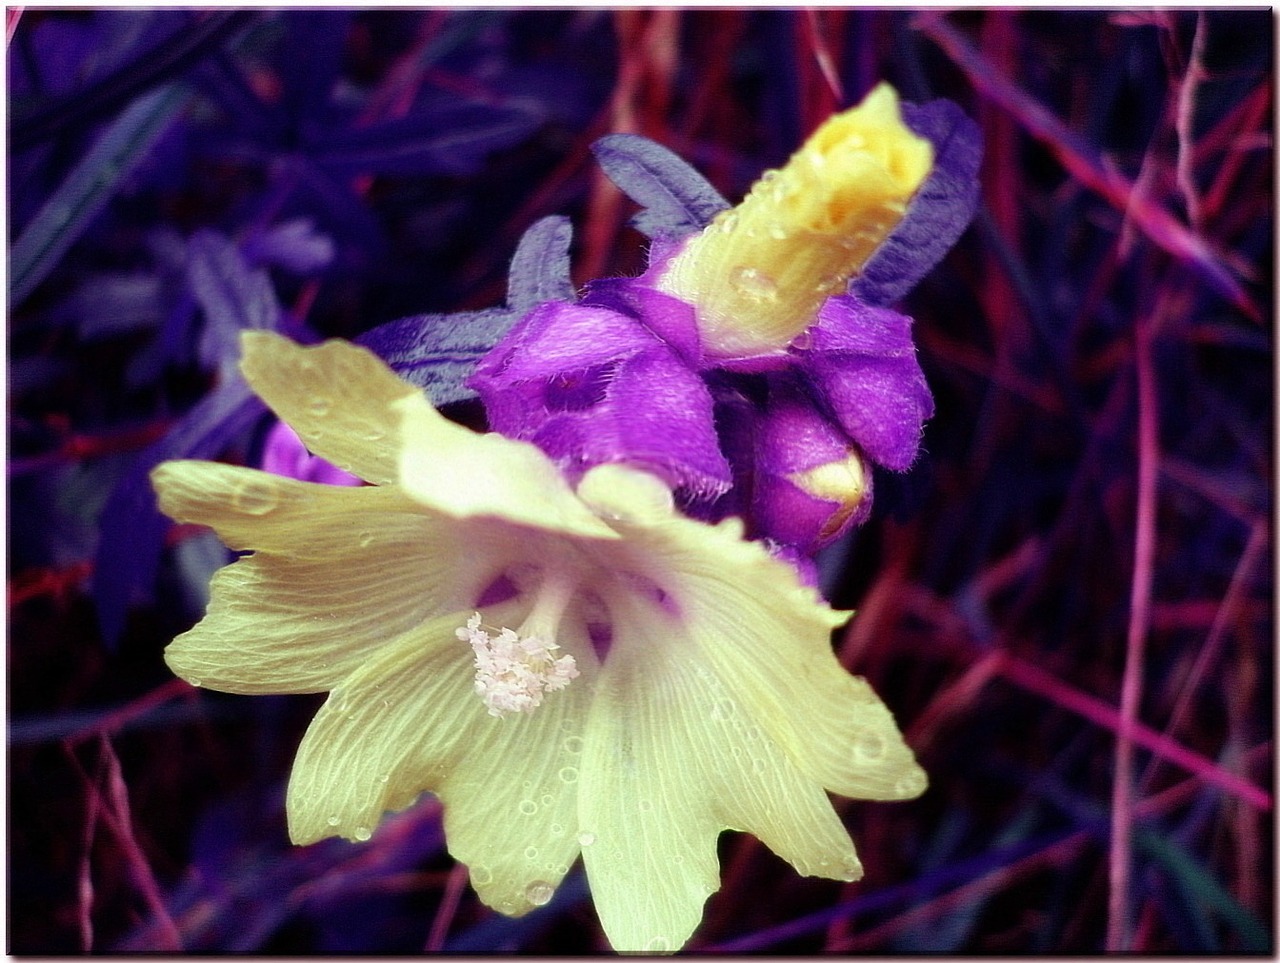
(657, 83), (933, 357)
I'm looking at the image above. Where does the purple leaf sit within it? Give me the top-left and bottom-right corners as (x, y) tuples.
(242, 219), (336, 275)
(359, 215), (577, 404)
(505, 215), (576, 313)
(92, 374), (263, 646)
(186, 229), (282, 368)
(356, 308), (519, 407)
(591, 133), (730, 239)
(851, 98), (983, 307)
(310, 100), (543, 177)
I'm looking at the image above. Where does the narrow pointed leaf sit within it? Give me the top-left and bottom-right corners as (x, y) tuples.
(591, 133), (730, 239)
(11, 82), (191, 306)
(506, 215), (576, 313)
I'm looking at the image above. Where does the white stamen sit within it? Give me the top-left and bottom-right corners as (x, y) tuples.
(457, 612), (579, 718)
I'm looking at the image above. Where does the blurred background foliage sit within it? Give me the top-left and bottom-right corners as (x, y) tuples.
(7, 8), (1273, 953)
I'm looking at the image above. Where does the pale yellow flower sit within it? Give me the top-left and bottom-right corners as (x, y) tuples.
(153, 331), (925, 952)
(657, 82), (934, 356)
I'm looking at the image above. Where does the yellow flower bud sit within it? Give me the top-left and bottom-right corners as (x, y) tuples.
(657, 83), (933, 357)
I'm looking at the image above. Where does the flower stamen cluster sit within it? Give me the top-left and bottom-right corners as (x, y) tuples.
(457, 612), (579, 717)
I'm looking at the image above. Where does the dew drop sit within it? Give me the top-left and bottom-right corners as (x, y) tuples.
(472, 864), (493, 885)
(731, 267), (778, 304)
(853, 731), (887, 761)
(751, 757), (767, 775)
(362, 427), (386, 442)
(525, 880), (554, 907)
(525, 846), (539, 860)
(638, 798), (654, 813)
(717, 211), (739, 234)
(358, 531), (376, 548)
(563, 736), (584, 754)
(378, 773), (390, 784)
(540, 793), (553, 807)
(645, 936), (672, 952)
(709, 699), (736, 721)
(790, 330), (814, 351)
(232, 480), (279, 516)
(744, 725), (762, 741)
(353, 825), (372, 841)
(518, 799), (538, 816)
(326, 814), (340, 827)
(578, 831), (596, 847)
(187, 678), (203, 688)
(558, 766), (579, 784)
(549, 822), (564, 836)
(307, 395), (332, 416)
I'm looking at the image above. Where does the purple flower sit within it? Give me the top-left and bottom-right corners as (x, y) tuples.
(260, 420), (363, 487)
(470, 83), (980, 553)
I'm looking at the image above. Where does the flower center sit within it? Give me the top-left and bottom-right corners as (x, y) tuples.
(458, 569), (581, 718)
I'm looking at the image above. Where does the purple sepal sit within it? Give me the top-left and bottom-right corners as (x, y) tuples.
(591, 133), (730, 239)
(186, 229), (282, 371)
(751, 380), (873, 553)
(260, 420), (362, 487)
(470, 299), (731, 497)
(580, 276), (703, 368)
(798, 295), (934, 472)
(851, 98), (983, 307)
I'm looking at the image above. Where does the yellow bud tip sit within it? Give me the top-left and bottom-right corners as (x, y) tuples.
(657, 82), (934, 357)
(789, 450), (869, 541)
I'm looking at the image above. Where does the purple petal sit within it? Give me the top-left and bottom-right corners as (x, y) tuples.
(580, 275), (704, 367)
(750, 379), (874, 552)
(851, 98), (982, 307)
(260, 420), (361, 486)
(472, 304), (730, 497)
(799, 296), (933, 472)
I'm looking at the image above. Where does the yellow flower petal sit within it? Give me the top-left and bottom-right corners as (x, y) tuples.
(239, 331), (418, 485)
(607, 505), (926, 802)
(287, 602), (592, 916)
(154, 462), (502, 693)
(395, 395), (620, 541)
(579, 591), (865, 953)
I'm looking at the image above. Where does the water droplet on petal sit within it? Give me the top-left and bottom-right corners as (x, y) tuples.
(559, 766), (578, 784)
(525, 880), (554, 907)
(472, 864), (493, 885)
(563, 736), (584, 754)
(358, 531), (376, 548)
(232, 480), (279, 516)
(638, 799), (654, 813)
(525, 846), (539, 860)
(540, 793), (553, 807)
(751, 757), (767, 775)
(518, 799), (538, 816)
(353, 825), (372, 841)
(854, 731), (887, 761)
(187, 678), (203, 688)
(578, 832), (596, 847)
(326, 814), (340, 827)
(307, 395), (332, 416)
(646, 936), (672, 952)
(731, 267), (778, 304)
(549, 822), (564, 836)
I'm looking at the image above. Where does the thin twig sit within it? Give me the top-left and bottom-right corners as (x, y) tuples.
(1105, 314), (1159, 952)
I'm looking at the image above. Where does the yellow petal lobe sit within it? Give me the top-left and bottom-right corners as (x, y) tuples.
(658, 83), (933, 356)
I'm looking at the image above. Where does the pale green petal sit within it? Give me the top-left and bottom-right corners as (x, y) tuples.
(578, 594), (862, 954)
(154, 461), (501, 693)
(287, 602), (594, 917)
(610, 512), (925, 802)
(239, 331), (417, 486)
(395, 396), (620, 541)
